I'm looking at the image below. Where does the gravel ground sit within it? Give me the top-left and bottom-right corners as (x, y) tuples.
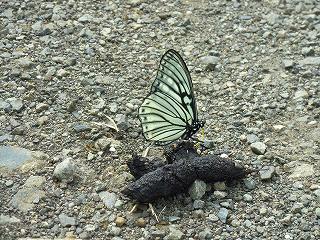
(0, 0), (319, 239)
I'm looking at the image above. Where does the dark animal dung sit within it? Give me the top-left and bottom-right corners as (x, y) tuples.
(122, 142), (248, 203)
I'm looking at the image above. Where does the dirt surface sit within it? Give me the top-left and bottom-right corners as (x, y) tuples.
(0, 0), (319, 239)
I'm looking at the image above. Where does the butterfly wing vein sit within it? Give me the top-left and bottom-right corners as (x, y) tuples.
(139, 49), (198, 144)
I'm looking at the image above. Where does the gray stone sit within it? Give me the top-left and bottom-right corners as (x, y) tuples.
(199, 56), (219, 70)
(243, 178), (256, 190)
(243, 194), (253, 202)
(213, 190), (227, 199)
(250, 142), (267, 155)
(188, 180), (207, 200)
(95, 137), (113, 151)
(193, 200), (205, 209)
(259, 166), (275, 180)
(0, 215), (21, 225)
(0, 134), (12, 143)
(99, 191), (117, 209)
(289, 163), (314, 179)
(299, 57), (320, 65)
(265, 12), (280, 24)
(11, 175), (46, 211)
(294, 90), (308, 100)
(165, 226), (184, 240)
(78, 14), (94, 23)
(291, 202), (303, 213)
(168, 216), (180, 223)
(73, 123), (92, 133)
(217, 208), (229, 223)
(301, 47), (314, 56)
(24, 175), (45, 188)
(35, 103), (49, 112)
(5, 180), (14, 187)
(0, 99), (11, 111)
(110, 226), (121, 236)
(213, 181), (226, 191)
(59, 213), (77, 227)
(282, 59), (294, 69)
(17, 57), (33, 68)
(207, 213), (219, 222)
(260, 207), (268, 215)
(53, 158), (77, 183)
(198, 228), (213, 239)
(315, 208), (320, 218)
(7, 98), (24, 112)
(246, 134), (259, 144)
(244, 219), (252, 227)
(0, 146), (32, 169)
(101, 27), (111, 37)
(1, 8), (13, 18)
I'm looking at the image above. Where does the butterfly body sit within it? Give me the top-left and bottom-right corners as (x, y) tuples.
(139, 49), (203, 145)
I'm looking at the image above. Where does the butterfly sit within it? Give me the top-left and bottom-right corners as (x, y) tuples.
(138, 49), (204, 145)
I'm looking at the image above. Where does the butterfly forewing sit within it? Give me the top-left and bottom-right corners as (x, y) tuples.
(139, 49), (199, 144)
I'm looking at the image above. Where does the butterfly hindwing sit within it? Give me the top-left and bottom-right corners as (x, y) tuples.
(139, 49), (199, 144)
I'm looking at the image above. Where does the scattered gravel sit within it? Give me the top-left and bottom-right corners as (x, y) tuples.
(1, 0), (319, 239)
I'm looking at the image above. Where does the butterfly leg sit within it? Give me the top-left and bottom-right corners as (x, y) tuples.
(148, 203), (159, 222)
(142, 142), (155, 157)
(129, 203), (139, 214)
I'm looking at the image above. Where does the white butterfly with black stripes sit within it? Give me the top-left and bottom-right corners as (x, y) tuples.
(139, 49), (204, 145)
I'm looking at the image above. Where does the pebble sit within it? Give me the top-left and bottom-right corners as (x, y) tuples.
(289, 163), (314, 179)
(213, 182), (226, 191)
(115, 217), (126, 227)
(217, 208), (229, 223)
(35, 103), (49, 113)
(243, 194), (253, 202)
(188, 180), (207, 200)
(299, 57), (320, 66)
(246, 134), (259, 144)
(78, 14), (94, 23)
(10, 175), (46, 211)
(165, 226), (184, 240)
(198, 228), (213, 239)
(293, 90), (309, 100)
(168, 216), (181, 223)
(193, 200), (205, 209)
(53, 158), (77, 183)
(259, 166), (275, 180)
(259, 207), (268, 215)
(109, 226), (121, 236)
(213, 191), (228, 199)
(250, 142), (267, 155)
(207, 213), (219, 222)
(7, 98), (24, 112)
(5, 180), (14, 187)
(280, 214), (292, 225)
(291, 202), (303, 213)
(243, 178), (256, 190)
(315, 208), (320, 218)
(0, 215), (21, 225)
(282, 59), (294, 69)
(0, 100), (11, 111)
(136, 218), (146, 227)
(59, 214), (77, 227)
(199, 56), (219, 71)
(99, 191), (117, 209)
(72, 123), (92, 133)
